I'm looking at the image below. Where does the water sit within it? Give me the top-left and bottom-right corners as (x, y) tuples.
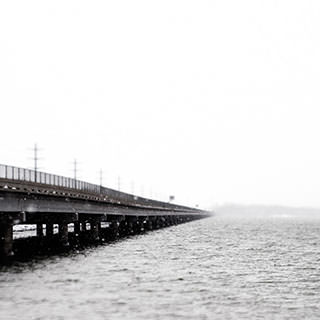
(1, 215), (320, 319)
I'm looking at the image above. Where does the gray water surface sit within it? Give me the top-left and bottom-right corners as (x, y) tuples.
(1, 215), (320, 319)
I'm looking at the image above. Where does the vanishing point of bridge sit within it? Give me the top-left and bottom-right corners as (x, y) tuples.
(0, 164), (210, 262)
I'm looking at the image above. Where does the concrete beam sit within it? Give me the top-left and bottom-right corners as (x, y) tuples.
(26, 212), (78, 224)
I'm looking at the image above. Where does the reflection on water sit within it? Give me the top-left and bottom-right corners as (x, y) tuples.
(1, 215), (320, 319)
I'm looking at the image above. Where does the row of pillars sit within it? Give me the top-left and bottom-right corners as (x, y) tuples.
(35, 221), (101, 245)
(1, 215), (198, 262)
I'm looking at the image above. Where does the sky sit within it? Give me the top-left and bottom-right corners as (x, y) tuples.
(1, 1), (320, 209)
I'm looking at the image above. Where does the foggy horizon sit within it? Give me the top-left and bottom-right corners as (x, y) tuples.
(2, 1), (320, 208)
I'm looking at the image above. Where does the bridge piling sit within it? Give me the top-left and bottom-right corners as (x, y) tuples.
(36, 223), (44, 237)
(46, 223), (54, 238)
(144, 218), (152, 231)
(74, 222), (80, 237)
(90, 221), (100, 241)
(0, 222), (13, 260)
(59, 223), (69, 247)
(109, 221), (119, 240)
(118, 220), (128, 237)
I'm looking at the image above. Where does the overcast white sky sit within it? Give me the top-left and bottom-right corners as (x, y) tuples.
(1, 1), (320, 209)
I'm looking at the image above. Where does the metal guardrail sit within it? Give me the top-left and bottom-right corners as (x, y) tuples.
(0, 164), (100, 194)
(0, 164), (201, 212)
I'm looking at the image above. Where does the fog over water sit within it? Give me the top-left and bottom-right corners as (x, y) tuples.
(1, 212), (320, 320)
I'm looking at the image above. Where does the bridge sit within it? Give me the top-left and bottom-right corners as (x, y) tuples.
(0, 164), (210, 262)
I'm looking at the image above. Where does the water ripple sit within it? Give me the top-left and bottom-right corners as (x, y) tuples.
(1, 216), (320, 319)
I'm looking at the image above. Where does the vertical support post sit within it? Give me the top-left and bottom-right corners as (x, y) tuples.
(90, 221), (100, 241)
(46, 223), (54, 238)
(0, 223), (14, 259)
(109, 221), (119, 239)
(36, 223), (44, 237)
(128, 221), (133, 234)
(118, 220), (128, 237)
(134, 219), (140, 234)
(59, 223), (69, 246)
(139, 217), (146, 232)
(152, 217), (158, 229)
(146, 217), (153, 231)
(157, 217), (163, 229)
(74, 221), (80, 236)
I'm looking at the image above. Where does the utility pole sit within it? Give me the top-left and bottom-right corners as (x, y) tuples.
(118, 176), (121, 191)
(31, 143), (41, 182)
(73, 159), (78, 180)
(150, 187), (153, 199)
(99, 169), (103, 186)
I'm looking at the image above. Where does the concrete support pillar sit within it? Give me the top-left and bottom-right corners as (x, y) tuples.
(36, 223), (44, 237)
(158, 217), (165, 228)
(118, 220), (128, 237)
(140, 218), (147, 232)
(109, 221), (118, 239)
(59, 223), (69, 246)
(147, 218), (153, 230)
(0, 223), (14, 259)
(134, 220), (141, 233)
(74, 222), (80, 236)
(143, 218), (152, 231)
(46, 223), (54, 238)
(90, 221), (100, 241)
(152, 218), (159, 229)
(124, 216), (141, 235)
(128, 221), (134, 234)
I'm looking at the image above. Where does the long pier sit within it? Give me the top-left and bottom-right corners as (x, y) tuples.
(0, 164), (210, 262)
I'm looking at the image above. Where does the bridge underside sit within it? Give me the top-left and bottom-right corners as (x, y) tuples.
(0, 188), (210, 262)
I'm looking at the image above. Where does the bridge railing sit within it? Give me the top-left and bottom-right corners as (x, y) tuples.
(0, 164), (199, 212)
(0, 164), (100, 194)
